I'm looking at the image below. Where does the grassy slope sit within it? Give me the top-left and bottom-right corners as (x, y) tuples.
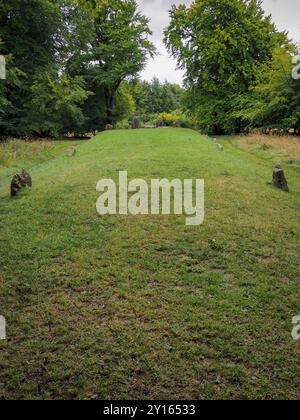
(0, 139), (82, 178)
(0, 129), (300, 400)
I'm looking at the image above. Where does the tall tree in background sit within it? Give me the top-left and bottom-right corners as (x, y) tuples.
(75, 0), (155, 127)
(131, 77), (184, 118)
(0, 0), (155, 136)
(29, 65), (92, 137)
(0, 37), (25, 133)
(164, 0), (288, 134)
(0, 0), (64, 135)
(234, 45), (300, 133)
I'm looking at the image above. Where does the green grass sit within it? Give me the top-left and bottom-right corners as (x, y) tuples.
(0, 139), (82, 179)
(0, 128), (300, 400)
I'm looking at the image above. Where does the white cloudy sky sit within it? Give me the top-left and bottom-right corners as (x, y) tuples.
(138, 0), (300, 84)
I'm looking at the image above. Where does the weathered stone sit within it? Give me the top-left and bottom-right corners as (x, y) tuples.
(69, 147), (77, 157)
(132, 116), (140, 129)
(272, 164), (289, 192)
(156, 118), (165, 128)
(173, 120), (181, 128)
(11, 169), (32, 197)
(105, 124), (113, 130)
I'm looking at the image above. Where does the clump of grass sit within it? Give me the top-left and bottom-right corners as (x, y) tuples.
(236, 134), (300, 160)
(0, 139), (54, 166)
(0, 138), (82, 179)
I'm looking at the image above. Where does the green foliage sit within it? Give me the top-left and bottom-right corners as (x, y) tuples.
(234, 45), (300, 131)
(0, 0), (64, 135)
(114, 83), (136, 123)
(72, 0), (155, 126)
(29, 65), (93, 138)
(0, 54), (25, 133)
(157, 112), (182, 126)
(131, 77), (184, 120)
(164, 0), (289, 134)
(0, 0), (155, 136)
(113, 82), (136, 129)
(155, 111), (197, 128)
(115, 119), (131, 130)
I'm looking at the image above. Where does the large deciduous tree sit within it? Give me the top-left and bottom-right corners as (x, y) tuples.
(132, 77), (184, 118)
(0, 0), (64, 135)
(164, 0), (288, 134)
(234, 45), (300, 133)
(74, 0), (156, 127)
(0, 0), (155, 136)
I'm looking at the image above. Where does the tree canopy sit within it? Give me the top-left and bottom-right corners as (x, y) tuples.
(164, 0), (293, 134)
(131, 77), (184, 118)
(1, 0), (299, 137)
(0, 0), (155, 137)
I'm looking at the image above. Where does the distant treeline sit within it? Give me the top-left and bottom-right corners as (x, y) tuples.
(132, 78), (184, 121)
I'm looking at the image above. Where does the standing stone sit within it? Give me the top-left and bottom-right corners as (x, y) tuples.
(21, 169), (32, 188)
(132, 116), (140, 129)
(11, 174), (22, 197)
(173, 120), (181, 128)
(11, 169), (32, 197)
(272, 164), (289, 192)
(156, 118), (165, 128)
(69, 147), (77, 157)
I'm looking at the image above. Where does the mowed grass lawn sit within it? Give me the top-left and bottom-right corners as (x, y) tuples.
(0, 129), (300, 400)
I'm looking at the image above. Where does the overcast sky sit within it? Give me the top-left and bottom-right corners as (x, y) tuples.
(138, 0), (300, 84)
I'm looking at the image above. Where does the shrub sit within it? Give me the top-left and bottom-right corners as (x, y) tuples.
(116, 119), (131, 130)
(155, 111), (198, 129)
(157, 112), (182, 127)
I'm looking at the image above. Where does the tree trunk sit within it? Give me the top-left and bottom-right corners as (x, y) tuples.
(105, 89), (116, 126)
(212, 124), (224, 136)
(235, 119), (242, 134)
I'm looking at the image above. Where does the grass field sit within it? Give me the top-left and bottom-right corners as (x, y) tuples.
(0, 129), (300, 400)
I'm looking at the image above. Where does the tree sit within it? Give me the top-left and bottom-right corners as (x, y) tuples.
(164, 0), (288, 134)
(1, 0), (154, 136)
(234, 45), (300, 132)
(29, 64), (92, 137)
(72, 0), (155, 127)
(114, 82), (135, 123)
(0, 0), (64, 135)
(131, 77), (184, 119)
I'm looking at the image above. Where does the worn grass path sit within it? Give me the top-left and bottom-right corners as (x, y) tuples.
(0, 129), (300, 400)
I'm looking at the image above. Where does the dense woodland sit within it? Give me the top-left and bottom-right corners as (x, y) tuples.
(0, 0), (157, 137)
(0, 0), (300, 137)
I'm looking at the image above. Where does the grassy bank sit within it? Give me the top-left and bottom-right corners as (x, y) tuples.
(0, 139), (82, 179)
(0, 129), (300, 400)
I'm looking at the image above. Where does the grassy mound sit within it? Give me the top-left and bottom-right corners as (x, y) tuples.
(0, 129), (299, 399)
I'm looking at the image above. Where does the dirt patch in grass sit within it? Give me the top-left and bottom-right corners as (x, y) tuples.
(259, 256), (280, 264)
